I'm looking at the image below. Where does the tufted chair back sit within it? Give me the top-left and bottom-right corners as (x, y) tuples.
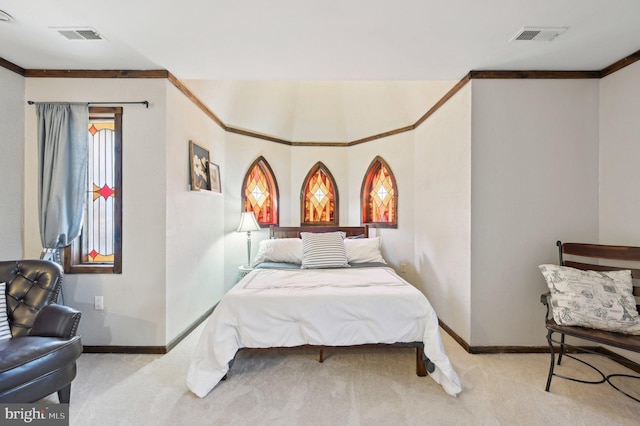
(0, 260), (62, 338)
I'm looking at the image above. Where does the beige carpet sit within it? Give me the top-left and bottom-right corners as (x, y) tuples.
(40, 324), (639, 425)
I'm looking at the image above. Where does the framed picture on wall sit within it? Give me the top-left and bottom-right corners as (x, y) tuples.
(189, 140), (211, 191)
(209, 162), (221, 193)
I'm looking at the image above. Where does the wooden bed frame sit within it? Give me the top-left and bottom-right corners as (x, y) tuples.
(269, 225), (369, 239)
(228, 225), (431, 379)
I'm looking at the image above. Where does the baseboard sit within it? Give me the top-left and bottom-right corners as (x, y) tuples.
(468, 345), (552, 354)
(82, 304), (216, 354)
(439, 319), (604, 354)
(593, 347), (640, 374)
(437, 319), (470, 352)
(165, 303), (217, 352)
(437, 319), (640, 373)
(82, 345), (168, 354)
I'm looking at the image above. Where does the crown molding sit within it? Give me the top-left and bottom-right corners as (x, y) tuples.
(226, 126), (292, 145)
(0, 57), (24, 76)
(469, 70), (601, 79)
(414, 73), (472, 127)
(166, 72), (226, 129)
(2, 46), (639, 146)
(600, 48), (640, 78)
(23, 69), (168, 78)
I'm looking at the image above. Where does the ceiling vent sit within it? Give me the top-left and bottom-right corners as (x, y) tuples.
(510, 27), (567, 42)
(53, 27), (106, 41)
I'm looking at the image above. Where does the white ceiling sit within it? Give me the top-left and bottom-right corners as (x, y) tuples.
(1, 1), (639, 141)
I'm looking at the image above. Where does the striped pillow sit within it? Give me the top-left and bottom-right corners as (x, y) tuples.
(0, 282), (10, 341)
(301, 231), (349, 269)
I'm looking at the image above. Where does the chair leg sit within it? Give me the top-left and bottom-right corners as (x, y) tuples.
(557, 333), (565, 365)
(57, 384), (71, 404)
(545, 330), (556, 392)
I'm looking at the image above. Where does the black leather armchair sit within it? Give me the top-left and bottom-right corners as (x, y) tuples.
(0, 260), (82, 403)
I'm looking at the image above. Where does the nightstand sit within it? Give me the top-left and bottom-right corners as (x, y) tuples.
(238, 265), (253, 281)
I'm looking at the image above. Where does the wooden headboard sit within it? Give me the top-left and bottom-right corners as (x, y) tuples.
(270, 225), (369, 239)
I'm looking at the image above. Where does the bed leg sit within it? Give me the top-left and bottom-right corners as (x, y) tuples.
(319, 349), (324, 363)
(416, 347), (427, 377)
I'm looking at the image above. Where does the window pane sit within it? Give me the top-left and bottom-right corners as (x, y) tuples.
(361, 157), (397, 227)
(65, 107), (122, 274)
(369, 164), (395, 222)
(302, 163), (338, 225)
(242, 157), (279, 226)
(84, 118), (115, 263)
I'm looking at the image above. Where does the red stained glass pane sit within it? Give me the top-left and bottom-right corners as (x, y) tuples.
(83, 119), (116, 263)
(362, 157), (397, 226)
(302, 163), (337, 224)
(94, 183), (115, 200)
(242, 157), (278, 225)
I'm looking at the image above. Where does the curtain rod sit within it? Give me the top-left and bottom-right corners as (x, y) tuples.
(27, 101), (149, 108)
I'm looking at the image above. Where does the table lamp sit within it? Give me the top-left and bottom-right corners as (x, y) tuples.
(237, 211), (260, 267)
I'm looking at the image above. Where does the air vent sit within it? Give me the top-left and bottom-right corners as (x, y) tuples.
(52, 27), (106, 41)
(0, 10), (12, 22)
(510, 27), (567, 42)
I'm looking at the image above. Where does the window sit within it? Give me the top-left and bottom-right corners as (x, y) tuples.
(361, 156), (397, 228)
(241, 156), (279, 226)
(300, 162), (338, 226)
(64, 107), (122, 274)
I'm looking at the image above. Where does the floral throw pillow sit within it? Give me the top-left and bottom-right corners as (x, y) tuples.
(539, 264), (640, 335)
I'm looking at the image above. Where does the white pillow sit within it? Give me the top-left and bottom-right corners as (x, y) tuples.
(344, 237), (386, 264)
(252, 238), (303, 266)
(0, 282), (11, 341)
(301, 231), (349, 269)
(539, 264), (640, 335)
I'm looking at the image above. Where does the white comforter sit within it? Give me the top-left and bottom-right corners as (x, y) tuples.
(187, 266), (461, 397)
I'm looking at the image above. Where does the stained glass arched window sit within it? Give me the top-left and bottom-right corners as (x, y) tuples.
(361, 156), (397, 228)
(301, 162), (339, 226)
(241, 156), (279, 226)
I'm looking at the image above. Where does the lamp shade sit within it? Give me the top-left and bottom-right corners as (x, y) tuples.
(237, 211), (260, 232)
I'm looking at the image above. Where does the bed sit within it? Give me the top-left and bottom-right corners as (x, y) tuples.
(187, 226), (461, 398)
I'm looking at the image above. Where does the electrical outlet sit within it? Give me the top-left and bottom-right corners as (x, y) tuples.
(400, 263), (407, 273)
(94, 296), (104, 310)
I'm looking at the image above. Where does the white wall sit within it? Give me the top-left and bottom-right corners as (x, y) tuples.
(222, 131), (418, 292)
(599, 61), (640, 245)
(24, 78), (170, 346)
(11, 70), (637, 352)
(470, 79), (600, 347)
(348, 132), (415, 273)
(23, 78), (227, 346)
(15, 76), (441, 346)
(599, 60), (640, 363)
(413, 84), (472, 343)
(165, 81), (227, 341)
(183, 80), (456, 143)
(0, 67), (24, 259)
(222, 133), (291, 291)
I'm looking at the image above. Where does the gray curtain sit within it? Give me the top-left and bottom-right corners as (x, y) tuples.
(36, 103), (89, 266)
